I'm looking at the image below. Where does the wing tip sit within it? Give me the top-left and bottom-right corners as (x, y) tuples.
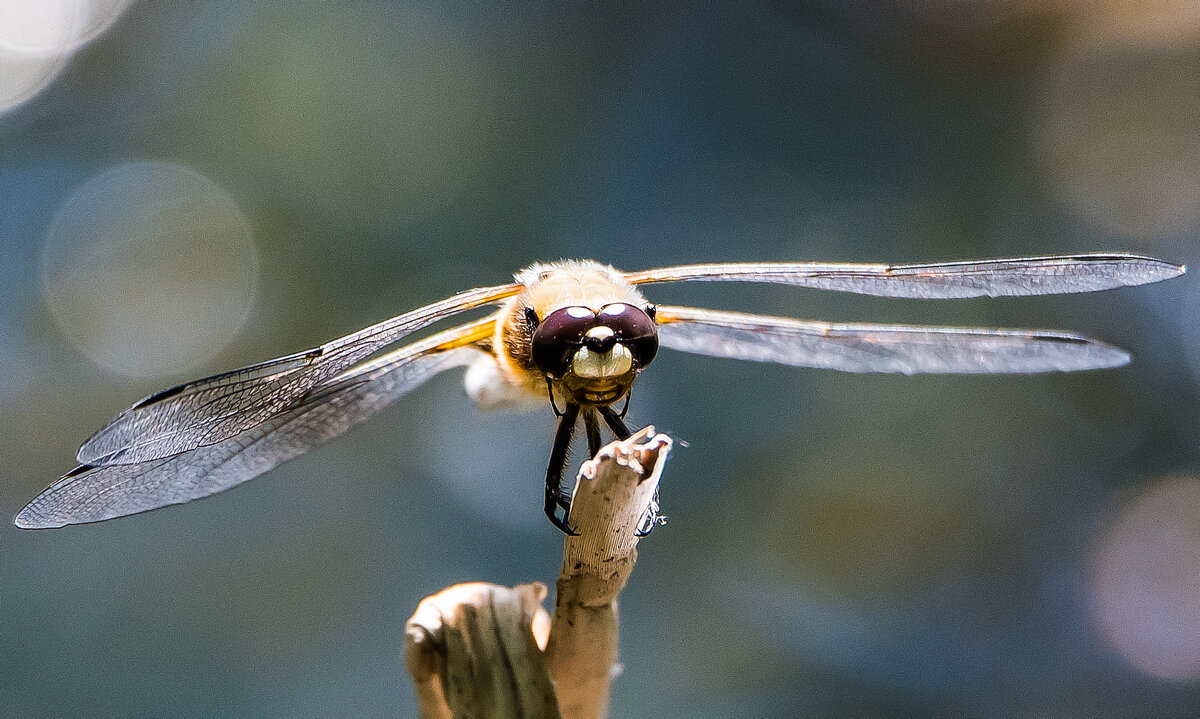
(77, 437), (129, 465)
(1108, 347), (1133, 369)
(14, 464), (103, 529)
(14, 504), (65, 530)
(1059, 253), (1184, 287)
(1127, 255), (1186, 284)
(77, 427), (115, 464)
(1065, 331), (1131, 369)
(1154, 257), (1187, 279)
(1082, 339), (1131, 370)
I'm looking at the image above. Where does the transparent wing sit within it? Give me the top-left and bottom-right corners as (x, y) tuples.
(654, 305), (1130, 374)
(16, 319), (493, 529)
(625, 254), (1184, 298)
(76, 282), (520, 466)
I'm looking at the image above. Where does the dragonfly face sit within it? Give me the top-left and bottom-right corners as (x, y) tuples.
(528, 303), (658, 405)
(14, 252), (1185, 534)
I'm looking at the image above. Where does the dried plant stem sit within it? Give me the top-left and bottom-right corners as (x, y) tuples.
(545, 427), (670, 719)
(404, 428), (672, 719)
(405, 582), (558, 719)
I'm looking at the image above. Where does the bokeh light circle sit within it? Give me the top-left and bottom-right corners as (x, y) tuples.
(0, 0), (135, 115)
(0, 0), (134, 53)
(1090, 474), (1200, 680)
(0, 45), (71, 114)
(1031, 35), (1200, 245)
(1078, 0), (1200, 50)
(41, 161), (259, 379)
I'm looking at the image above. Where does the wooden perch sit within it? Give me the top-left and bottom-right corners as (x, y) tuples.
(545, 426), (671, 719)
(405, 582), (557, 719)
(404, 428), (673, 719)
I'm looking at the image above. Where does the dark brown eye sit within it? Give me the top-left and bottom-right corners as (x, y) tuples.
(530, 306), (595, 377)
(596, 303), (658, 369)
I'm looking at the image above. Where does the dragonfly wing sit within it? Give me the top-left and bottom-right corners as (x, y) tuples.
(654, 305), (1130, 374)
(626, 254), (1183, 298)
(18, 320), (492, 528)
(77, 283), (519, 465)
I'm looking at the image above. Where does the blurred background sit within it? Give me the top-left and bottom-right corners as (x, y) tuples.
(2, 1), (1199, 716)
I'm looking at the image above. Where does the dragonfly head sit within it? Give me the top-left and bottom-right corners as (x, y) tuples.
(529, 303), (658, 405)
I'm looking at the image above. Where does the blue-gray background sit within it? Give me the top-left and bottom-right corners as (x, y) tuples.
(4, 2), (1200, 717)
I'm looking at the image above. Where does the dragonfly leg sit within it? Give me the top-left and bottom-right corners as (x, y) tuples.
(545, 377), (564, 417)
(583, 409), (603, 458)
(599, 404), (632, 439)
(635, 486), (663, 537)
(544, 402), (580, 535)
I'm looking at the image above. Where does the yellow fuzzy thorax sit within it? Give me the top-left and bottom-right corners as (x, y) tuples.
(512, 259), (646, 316)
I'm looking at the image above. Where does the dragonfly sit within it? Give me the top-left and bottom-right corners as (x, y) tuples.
(15, 253), (1185, 533)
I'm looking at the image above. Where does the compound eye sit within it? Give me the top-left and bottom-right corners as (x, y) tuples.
(597, 303), (657, 338)
(596, 303), (659, 369)
(530, 306), (595, 377)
